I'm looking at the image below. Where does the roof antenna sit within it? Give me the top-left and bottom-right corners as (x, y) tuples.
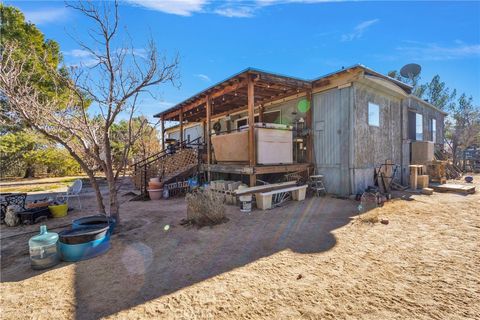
(400, 63), (421, 81)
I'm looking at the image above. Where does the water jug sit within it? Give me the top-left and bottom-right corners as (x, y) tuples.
(29, 225), (60, 270)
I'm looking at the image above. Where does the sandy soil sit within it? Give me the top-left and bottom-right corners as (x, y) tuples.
(1, 177), (479, 320)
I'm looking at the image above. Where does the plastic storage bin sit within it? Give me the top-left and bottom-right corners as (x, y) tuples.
(29, 225), (60, 270)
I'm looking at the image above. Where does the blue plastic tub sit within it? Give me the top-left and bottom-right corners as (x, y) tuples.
(58, 226), (110, 262)
(72, 215), (116, 234)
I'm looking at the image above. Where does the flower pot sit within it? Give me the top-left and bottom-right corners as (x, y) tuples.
(48, 204), (68, 218)
(148, 189), (163, 200)
(148, 181), (163, 189)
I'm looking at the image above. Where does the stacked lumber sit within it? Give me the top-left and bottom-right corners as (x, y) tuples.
(426, 160), (447, 184)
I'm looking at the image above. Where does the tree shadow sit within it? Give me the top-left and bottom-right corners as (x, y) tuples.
(72, 196), (357, 319)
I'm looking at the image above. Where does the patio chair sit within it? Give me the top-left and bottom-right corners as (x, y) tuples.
(58, 179), (83, 210)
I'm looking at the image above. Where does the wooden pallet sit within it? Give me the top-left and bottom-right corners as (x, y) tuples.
(430, 183), (476, 194)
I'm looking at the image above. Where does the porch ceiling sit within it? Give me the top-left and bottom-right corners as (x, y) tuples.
(155, 68), (312, 122)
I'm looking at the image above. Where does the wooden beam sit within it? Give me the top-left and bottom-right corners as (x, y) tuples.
(202, 164), (253, 175)
(248, 75), (256, 186)
(248, 75), (255, 166)
(258, 105), (264, 122)
(305, 90), (313, 163)
(206, 96), (212, 182)
(164, 78), (249, 121)
(254, 163), (311, 175)
(161, 117), (165, 151)
(179, 107), (184, 143)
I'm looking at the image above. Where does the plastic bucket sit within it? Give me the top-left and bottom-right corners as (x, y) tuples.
(148, 189), (163, 200)
(240, 200), (252, 213)
(48, 204), (68, 218)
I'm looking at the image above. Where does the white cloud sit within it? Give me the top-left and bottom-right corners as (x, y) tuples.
(125, 0), (207, 16)
(23, 7), (69, 25)
(341, 18), (379, 42)
(195, 74), (211, 82)
(214, 6), (255, 18)
(396, 42), (480, 61)
(124, 0), (345, 18)
(63, 49), (98, 67)
(64, 49), (92, 58)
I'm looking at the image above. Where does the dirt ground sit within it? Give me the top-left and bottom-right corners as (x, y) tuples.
(1, 176), (479, 320)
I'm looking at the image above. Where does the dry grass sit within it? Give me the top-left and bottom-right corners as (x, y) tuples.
(1, 176), (479, 320)
(357, 210), (380, 224)
(185, 189), (227, 226)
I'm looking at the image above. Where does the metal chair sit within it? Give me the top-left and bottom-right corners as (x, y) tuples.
(58, 179), (83, 209)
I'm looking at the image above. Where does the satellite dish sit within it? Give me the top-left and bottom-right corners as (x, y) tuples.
(400, 63), (421, 80)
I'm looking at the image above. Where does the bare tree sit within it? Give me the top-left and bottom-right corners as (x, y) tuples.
(0, 0), (179, 221)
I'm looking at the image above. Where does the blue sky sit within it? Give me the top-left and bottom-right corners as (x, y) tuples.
(7, 0), (480, 120)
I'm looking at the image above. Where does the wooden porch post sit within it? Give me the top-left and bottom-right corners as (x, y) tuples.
(161, 117), (165, 151)
(206, 96), (212, 182)
(248, 75), (256, 186)
(305, 89), (313, 164)
(258, 105), (264, 123)
(179, 107), (184, 144)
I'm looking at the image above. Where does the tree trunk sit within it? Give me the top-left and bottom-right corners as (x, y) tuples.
(103, 131), (120, 222)
(23, 165), (35, 178)
(85, 170), (106, 214)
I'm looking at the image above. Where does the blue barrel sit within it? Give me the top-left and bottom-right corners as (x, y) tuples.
(72, 215), (116, 234)
(58, 226), (110, 262)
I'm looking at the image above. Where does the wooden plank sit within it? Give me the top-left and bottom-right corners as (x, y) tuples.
(260, 185), (307, 196)
(248, 75), (255, 167)
(409, 165), (418, 190)
(158, 78), (249, 120)
(249, 174), (256, 188)
(202, 164), (253, 175)
(417, 175), (429, 188)
(206, 96), (212, 182)
(179, 107), (184, 143)
(430, 184), (476, 194)
(254, 163), (310, 175)
(235, 181), (297, 195)
(305, 90), (313, 163)
(161, 117), (165, 151)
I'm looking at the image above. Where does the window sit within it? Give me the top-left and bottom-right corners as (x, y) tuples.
(368, 102), (380, 127)
(236, 115), (260, 129)
(416, 113), (423, 141)
(431, 118), (436, 143)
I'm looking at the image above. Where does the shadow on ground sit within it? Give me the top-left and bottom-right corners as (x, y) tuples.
(70, 195), (356, 319)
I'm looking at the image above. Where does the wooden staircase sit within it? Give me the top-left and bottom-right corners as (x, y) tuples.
(132, 138), (203, 195)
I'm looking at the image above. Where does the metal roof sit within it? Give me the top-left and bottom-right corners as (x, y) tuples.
(154, 64), (414, 119)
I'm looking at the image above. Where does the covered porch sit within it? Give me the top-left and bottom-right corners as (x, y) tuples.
(154, 68), (314, 186)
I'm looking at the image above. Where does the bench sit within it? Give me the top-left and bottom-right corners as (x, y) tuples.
(234, 181), (297, 196)
(255, 185), (307, 210)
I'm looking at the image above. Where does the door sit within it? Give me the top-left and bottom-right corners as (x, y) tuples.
(313, 88), (351, 195)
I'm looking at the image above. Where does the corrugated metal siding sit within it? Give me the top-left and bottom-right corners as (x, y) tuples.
(313, 87), (351, 195)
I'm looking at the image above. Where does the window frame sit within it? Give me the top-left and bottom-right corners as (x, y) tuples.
(431, 118), (436, 143)
(368, 102), (380, 127)
(415, 113), (423, 141)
